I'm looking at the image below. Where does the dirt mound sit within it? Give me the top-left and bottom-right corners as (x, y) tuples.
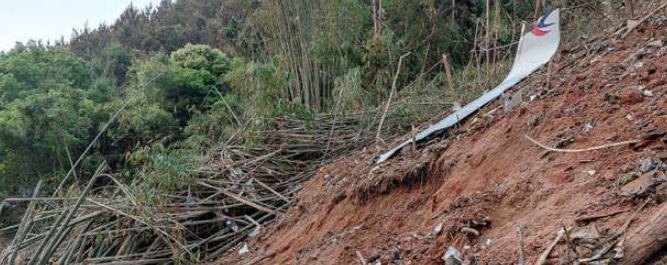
(218, 20), (667, 264)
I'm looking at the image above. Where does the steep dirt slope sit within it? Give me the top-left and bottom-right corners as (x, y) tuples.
(219, 20), (667, 265)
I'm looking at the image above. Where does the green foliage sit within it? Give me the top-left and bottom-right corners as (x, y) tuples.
(0, 44), (93, 103)
(0, 0), (609, 205)
(332, 67), (372, 113)
(102, 43), (134, 85)
(131, 45), (231, 123)
(128, 143), (201, 205)
(0, 45), (99, 196)
(182, 94), (240, 148)
(0, 43), (232, 199)
(224, 56), (290, 119)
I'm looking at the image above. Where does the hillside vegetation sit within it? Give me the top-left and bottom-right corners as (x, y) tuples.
(0, 0), (643, 263)
(0, 0), (543, 200)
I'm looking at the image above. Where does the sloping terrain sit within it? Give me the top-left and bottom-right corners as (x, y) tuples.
(218, 19), (667, 264)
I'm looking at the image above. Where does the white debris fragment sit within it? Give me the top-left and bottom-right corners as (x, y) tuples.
(433, 222), (443, 236)
(642, 90), (654, 97)
(626, 114), (634, 121)
(442, 246), (462, 264)
(583, 122), (593, 132)
(248, 225), (261, 238)
(238, 243), (249, 254)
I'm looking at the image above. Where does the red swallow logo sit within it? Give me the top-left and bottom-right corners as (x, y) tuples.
(531, 10), (554, 37)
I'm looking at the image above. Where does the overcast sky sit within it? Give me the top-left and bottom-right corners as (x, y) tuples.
(0, 0), (162, 51)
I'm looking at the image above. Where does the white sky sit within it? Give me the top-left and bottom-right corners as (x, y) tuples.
(0, 0), (163, 51)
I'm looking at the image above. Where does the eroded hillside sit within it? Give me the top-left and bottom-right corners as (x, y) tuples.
(218, 18), (667, 265)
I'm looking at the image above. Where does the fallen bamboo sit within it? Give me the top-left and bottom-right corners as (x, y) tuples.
(534, 229), (564, 265)
(2, 180), (42, 265)
(29, 163), (106, 265)
(0, 107), (431, 263)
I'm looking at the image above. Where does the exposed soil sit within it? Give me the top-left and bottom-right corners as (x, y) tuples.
(218, 20), (667, 264)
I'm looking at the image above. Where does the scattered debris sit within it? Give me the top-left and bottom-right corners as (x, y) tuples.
(642, 89), (654, 97)
(0, 112), (420, 264)
(460, 227), (480, 238)
(443, 246), (463, 265)
(534, 229), (565, 265)
(434, 222), (443, 236)
(248, 225), (261, 238)
(211, 14), (667, 264)
(583, 122), (594, 132)
(503, 91), (524, 113)
(576, 209), (629, 223)
(239, 243), (249, 255)
(619, 157), (666, 197)
(356, 250), (368, 265)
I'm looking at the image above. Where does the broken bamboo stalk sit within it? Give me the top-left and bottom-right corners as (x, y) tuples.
(443, 54), (459, 107)
(3, 180), (42, 265)
(534, 229), (564, 265)
(29, 163), (106, 265)
(376, 52), (411, 145)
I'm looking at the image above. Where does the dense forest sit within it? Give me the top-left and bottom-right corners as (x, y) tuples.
(0, 0), (610, 200)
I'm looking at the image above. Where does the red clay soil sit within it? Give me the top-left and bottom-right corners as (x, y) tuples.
(218, 22), (667, 264)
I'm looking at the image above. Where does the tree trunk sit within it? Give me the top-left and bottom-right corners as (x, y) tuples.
(619, 203), (667, 265)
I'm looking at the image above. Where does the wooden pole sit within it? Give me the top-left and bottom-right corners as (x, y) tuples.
(485, 0), (491, 79)
(442, 54), (459, 106)
(451, 0), (456, 25)
(376, 53), (410, 145)
(533, 0), (542, 20)
(625, 0), (634, 17)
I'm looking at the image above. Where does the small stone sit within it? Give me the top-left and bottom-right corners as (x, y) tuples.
(619, 89), (643, 105)
(368, 250), (381, 262)
(647, 39), (663, 48)
(621, 172), (652, 195)
(391, 250), (401, 261)
(626, 114), (634, 121)
(638, 158), (655, 173)
(617, 172), (639, 186)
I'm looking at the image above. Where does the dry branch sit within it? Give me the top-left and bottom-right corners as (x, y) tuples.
(524, 134), (638, 153)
